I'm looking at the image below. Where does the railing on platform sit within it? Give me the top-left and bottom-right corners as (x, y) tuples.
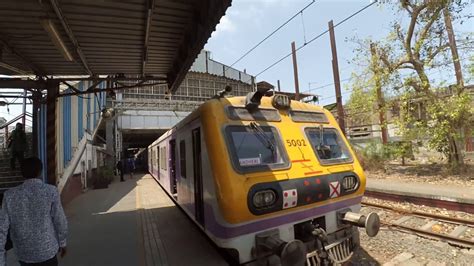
(0, 112), (33, 149)
(113, 99), (203, 113)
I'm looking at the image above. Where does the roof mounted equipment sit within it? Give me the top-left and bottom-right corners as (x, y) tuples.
(213, 85), (232, 99)
(245, 87), (272, 112)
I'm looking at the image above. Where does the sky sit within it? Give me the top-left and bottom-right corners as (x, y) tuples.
(1, 0), (472, 123)
(204, 0), (473, 105)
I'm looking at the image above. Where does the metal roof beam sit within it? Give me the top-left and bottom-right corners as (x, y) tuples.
(142, 0), (155, 76)
(53, 76), (167, 82)
(58, 80), (164, 97)
(167, 0), (231, 93)
(0, 38), (44, 75)
(0, 79), (46, 90)
(49, 0), (93, 75)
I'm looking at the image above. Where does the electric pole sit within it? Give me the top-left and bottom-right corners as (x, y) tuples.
(291, 41), (300, 101)
(328, 20), (345, 135)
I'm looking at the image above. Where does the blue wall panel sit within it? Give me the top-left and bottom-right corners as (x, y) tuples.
(87, 94), (91, 132)
(63, 96), (72, 166)
(38, 104), (47, 182)
(93, 92), (97, 127)
(78, 83), (84, 140)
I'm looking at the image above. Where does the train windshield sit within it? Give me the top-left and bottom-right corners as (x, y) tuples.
(305, 127), (352, 165)
(225, 125), (288, 172)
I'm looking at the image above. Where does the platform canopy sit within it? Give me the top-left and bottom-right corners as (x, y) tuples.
(0, 0), (231, 92)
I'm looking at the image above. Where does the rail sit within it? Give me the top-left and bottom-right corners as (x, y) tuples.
(362, 201), (474, 248)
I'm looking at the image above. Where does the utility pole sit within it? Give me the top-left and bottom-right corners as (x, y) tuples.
(277, 80), (281, 92)
(328, 20), (345, 135)
(444, 8), (471, 153)
(370, 43), (388, 144)
(444, 8), (464, 90)
(291, 41), (300, 101)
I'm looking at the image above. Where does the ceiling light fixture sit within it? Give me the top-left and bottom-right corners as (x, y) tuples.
(40, 19), (74, 62)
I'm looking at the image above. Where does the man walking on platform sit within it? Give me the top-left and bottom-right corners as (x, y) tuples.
(127, 156), (135, 179)
(8, 123), (27, 170)
(0, 157), (68, 266)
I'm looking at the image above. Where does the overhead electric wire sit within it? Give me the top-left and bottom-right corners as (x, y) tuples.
(305, 77), (352, 92)
(249, 0), (378, 81)
(226, 0), (317, 71)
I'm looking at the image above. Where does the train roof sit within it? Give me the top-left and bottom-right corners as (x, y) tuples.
(150, 94), (328, 147)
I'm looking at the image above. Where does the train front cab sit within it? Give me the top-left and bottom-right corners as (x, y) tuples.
(201, 92), (380, 265)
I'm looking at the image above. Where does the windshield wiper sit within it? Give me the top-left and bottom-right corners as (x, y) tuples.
(316, 125), (331, 159)
(249, 122), (275, 154)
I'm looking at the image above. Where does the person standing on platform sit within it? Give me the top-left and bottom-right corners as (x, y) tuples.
(116, 158), (124, 182)
(0, 157), (68, 266)
(7, 123), (27, 170)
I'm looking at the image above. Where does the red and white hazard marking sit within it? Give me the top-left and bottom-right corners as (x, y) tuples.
(329, 181), (340, 198)
(282, 189), (297, 209)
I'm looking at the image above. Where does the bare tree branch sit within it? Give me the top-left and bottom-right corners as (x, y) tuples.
(426, 43), (450, 64)
(414, 5), (444, 56)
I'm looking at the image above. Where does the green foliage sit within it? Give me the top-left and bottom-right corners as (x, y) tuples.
(426, 92), (474, 156)
(346, 73), (376, 125)
(348, 0), (472, 169)
(356, 141), (414, 170)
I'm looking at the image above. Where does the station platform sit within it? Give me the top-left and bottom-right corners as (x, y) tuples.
(366, 178), (474, 205)
(6, 174), (227, 266)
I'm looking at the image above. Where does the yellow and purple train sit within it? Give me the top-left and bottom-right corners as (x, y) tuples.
(148, 88), (379, 265)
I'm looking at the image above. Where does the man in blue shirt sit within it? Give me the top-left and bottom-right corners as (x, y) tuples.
(0, 157), (68, 266)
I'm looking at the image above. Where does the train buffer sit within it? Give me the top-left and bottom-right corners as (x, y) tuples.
(6, 173), (227, 266)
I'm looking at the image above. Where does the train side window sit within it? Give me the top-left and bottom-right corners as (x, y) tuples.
(160, 146), (165, 170)
(159, 147), (163, 169)
(158, 147), (161, 168)
(163, 146), (167, 171)
(179, 140), (186, 178)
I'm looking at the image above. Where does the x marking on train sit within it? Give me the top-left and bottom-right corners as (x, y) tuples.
(329, 181), (340, 198)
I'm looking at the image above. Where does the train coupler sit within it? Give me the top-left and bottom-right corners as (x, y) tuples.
(253, 229), (307, 266)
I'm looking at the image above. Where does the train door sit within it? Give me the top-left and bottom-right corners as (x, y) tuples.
(169, 139), (177, 197)
(156, 147), (160, 180)
(192, 128), (204, 226)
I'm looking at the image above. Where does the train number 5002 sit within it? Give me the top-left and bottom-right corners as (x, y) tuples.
(286, 139), (307, 147)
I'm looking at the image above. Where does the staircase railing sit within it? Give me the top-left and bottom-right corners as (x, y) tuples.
(0, 112), (33, 149)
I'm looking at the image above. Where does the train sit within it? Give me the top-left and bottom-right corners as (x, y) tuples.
(147, 87), (380, 265)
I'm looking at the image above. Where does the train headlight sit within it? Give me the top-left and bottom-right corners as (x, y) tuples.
(272, 94), (291, 110)
(253, 190), (276, 208)
(342, 176), (358, 191)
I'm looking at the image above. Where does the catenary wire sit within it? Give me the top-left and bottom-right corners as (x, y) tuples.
(248, 1), (378, 82)
(225, 0), (317, 72)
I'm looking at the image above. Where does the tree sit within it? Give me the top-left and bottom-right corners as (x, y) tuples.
(348, 0), (473, 170)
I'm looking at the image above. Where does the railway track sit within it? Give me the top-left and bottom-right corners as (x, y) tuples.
(362, 201), (474, 248)
(364, 190), (474, 214)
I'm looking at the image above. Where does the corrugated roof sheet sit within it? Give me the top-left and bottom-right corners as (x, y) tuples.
(0, 0), (231, 92)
